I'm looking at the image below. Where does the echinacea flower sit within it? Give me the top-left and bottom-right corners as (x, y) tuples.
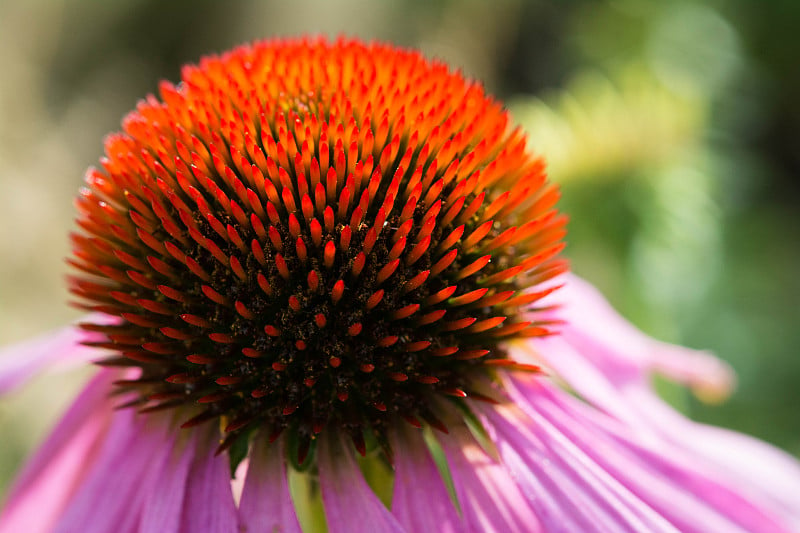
(1, 37), (799, 533)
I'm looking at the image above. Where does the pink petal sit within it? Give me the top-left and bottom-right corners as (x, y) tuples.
(533, 274), (800, 528)
(138, 428), (195, 533)
(475, 398), (679, 533)
(511, 270), (800, 532)
(179, 428), (239, 533)
(239, 437), (301, 533)
(535, 274), (735, 399)
(0, 371), (116, 533)
(505, 375), (792, 533)
(48, 407), (156, 533)
(5, 370), (239, 533)
(437, 422), (542, 533)
(511, 336), (643, 424)
(318, 432), (404, 533)
(390, 427), (462, 532)
(623, 387), (800, 530)
(0, 314), (116, 394)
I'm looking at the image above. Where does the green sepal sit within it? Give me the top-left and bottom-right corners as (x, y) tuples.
(228, 429), (253, 478)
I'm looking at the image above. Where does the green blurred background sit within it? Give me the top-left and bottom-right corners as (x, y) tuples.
(1, 0), (798, 495)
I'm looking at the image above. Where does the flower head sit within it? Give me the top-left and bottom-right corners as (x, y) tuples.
(2, 37), (800, 533)
(70, 37), (566, 461)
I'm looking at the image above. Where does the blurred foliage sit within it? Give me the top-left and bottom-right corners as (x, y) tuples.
(1, 0), (799, 497)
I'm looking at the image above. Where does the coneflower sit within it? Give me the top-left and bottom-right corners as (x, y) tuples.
(1, 37), (799, 533)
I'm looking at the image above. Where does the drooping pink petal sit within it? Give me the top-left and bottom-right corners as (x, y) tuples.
(318, 432), (404, 533)
(534, 274), (734, 399)
(437, 422), (542, 533)
(510, 272), (800, 531)
(623, 386), (800, 530)
(475, 397), (679, 533)
(0, 366), (237, 533)
(545, 274), (800, 521)
(504, 374), (794, 533)
(390, 426), (462, 532)
(48, 407), (157, 533)
(138, 428), (195, 533)
(0, 371), (116, 533)
(0, 314), (116, 394)
(239, 437), (301, 533)
(179, 428), (239, 533)
(512, 336), (643, 424)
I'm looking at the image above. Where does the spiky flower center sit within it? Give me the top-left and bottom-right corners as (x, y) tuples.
(71, 38), (566, 458)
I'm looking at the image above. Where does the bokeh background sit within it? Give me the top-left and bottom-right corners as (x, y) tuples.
(1, 0), (798, 496)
